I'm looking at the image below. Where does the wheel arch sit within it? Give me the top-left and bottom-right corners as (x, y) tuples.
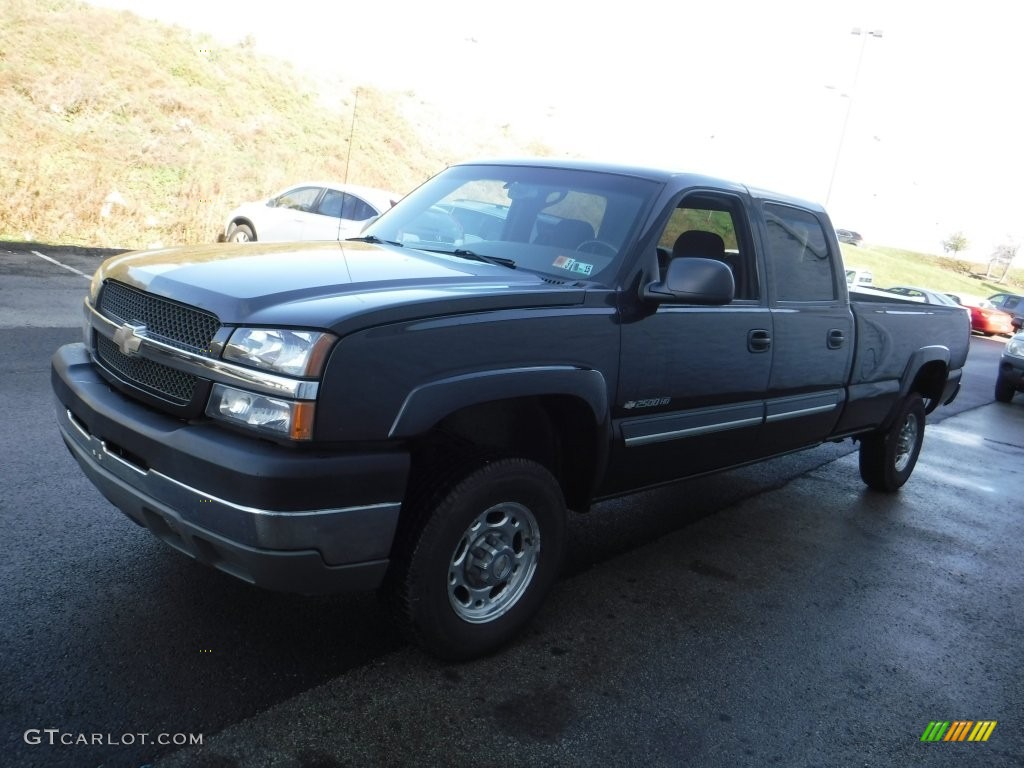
(900, 346), (951, 415)
(391, 368), (610, 512)
(228, 217), (257, 239)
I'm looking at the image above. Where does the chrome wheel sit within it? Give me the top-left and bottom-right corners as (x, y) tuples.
(893, 413), (919, 473)
(859, 393), (925, 492)
(227, 223), (254, 242)
(447, 501), (540, 624)
(386, 457), (565, 659)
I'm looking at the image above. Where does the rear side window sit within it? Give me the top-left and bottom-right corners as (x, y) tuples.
(317, 189), (345, 218)
(764, 203), (836, 301)
(341, 195), (378, 222)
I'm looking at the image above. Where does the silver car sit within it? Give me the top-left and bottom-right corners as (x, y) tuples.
(222, 181), (401, 243)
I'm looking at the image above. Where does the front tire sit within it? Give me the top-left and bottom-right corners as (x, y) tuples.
(994, 374), (1016, 403)
(859, 393), (925, 492)
(227, 223), (254, 242)
(386, 458), (566, 661)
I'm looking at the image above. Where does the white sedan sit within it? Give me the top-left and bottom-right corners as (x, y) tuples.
(221, 182), (401, 243)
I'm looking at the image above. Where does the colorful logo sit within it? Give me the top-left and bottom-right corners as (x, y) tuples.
(921, 721), (997, 742)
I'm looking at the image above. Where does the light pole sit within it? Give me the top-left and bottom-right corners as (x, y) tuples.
(825, 28), (883, 209)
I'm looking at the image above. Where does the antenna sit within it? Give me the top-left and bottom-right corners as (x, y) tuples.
(343, 87), (358, 185)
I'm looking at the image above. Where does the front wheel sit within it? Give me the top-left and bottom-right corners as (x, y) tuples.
(226, 223), (254, 242)
(994, 374), (1016, 403)
(859, 393), (925, 492)
(385, 458), (566, 660)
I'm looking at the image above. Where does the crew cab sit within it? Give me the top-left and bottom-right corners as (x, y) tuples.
(52, 159), (970, 659)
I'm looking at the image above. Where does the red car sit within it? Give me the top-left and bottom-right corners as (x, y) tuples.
(949, 294), (1015, 336)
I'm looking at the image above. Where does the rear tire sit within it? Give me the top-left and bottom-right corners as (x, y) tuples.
(385, 458), (566, 660)
(994, 374), (1016, 403)
(859, 393), (925, 492)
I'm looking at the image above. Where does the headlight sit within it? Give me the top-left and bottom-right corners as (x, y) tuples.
(206, 384), (315, 440)
(223, 328), (335, 376)
(84, 273), (104, 346)
(88, 271), (103, 304)
(1006, 336), (1024, 358)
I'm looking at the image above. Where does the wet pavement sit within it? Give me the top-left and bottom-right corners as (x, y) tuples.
(156, 402), (1024, 768)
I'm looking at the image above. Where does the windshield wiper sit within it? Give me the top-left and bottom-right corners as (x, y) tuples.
(444, 248), (516, 269)
(345, 234), (404, 247)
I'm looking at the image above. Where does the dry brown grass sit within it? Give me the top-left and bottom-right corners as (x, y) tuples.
(0, 0), (554, 249)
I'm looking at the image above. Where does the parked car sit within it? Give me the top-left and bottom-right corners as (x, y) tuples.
(221, 182), (402, 243)
(845, 267), (873, 286)
(995, 331), (1024, 402)
(836, 229), (863, 246)
(986, 292), (1024, 331)
(949, 293), (1016, 336)
(885, 285), (964, 308)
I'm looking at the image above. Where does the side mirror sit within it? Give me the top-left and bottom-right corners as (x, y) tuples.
(643, 257), (734, 305)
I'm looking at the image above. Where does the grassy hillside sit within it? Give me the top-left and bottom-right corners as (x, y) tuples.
(840, 244), (1023, 298)
(0, 0), (551, 249)
(0, 0), (1020, 295)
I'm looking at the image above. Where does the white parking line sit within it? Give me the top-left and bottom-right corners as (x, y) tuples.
(31, 250), (92, 280)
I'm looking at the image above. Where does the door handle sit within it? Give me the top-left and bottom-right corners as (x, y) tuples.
(827, 329), (846, 349)
(748, 329), (771, 353)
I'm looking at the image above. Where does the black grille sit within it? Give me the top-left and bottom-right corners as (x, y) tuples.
(96, 335), (198, 404)
(99, 281), (219, 352)
(94, 281), (221, 407)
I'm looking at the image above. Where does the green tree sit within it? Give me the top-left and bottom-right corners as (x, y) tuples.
(942, 231), (968, 258)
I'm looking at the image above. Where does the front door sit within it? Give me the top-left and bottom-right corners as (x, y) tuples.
(608, 190), (772, 493)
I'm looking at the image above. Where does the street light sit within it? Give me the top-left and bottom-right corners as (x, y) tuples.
(825, 28), (883, 208)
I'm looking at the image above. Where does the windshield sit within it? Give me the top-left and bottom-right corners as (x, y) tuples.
(362, 164), (657, 283)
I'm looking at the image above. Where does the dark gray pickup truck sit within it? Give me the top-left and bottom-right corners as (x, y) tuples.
(52, 159), (970, 659)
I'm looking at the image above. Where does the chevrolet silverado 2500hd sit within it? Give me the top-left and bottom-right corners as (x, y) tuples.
(52, 159), (970, 659)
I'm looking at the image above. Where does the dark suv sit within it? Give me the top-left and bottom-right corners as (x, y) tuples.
(995, 331), (1024, 402)
(987, 292), (1024, 331)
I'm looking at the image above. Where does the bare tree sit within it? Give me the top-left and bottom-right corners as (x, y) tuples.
(988, 242), (1019, 284)
(942, 231), (968, 258)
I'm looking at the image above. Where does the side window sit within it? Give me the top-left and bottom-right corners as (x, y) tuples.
(340, 195), (378, 222)
(763, 203), (836, 302)
(656, 193), (758, 300)
(317, 189), (345, 218)
(275, 187), (321, 212)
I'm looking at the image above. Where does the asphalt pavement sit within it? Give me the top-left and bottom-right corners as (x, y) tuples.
(145, 401), (1024, 768)
(3, 244), (1021, 768)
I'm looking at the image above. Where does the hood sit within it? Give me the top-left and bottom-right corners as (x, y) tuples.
(97, 240), (583, 332)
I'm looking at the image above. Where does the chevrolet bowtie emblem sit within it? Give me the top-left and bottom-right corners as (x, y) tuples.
(112, 323), (146, 356)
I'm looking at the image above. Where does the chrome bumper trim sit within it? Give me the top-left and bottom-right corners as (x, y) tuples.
(58, 405), (400, 563)
(85, 299), (320, 400)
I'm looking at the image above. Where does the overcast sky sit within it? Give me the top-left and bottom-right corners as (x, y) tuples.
(91, 0), (1021, 257)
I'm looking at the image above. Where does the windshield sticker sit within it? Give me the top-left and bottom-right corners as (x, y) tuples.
(552, 256), (594, 275)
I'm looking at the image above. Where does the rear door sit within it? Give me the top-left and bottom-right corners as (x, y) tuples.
(303, 188), (348, 240)
(337, 193), (382, 239)
(759, 202), (854, 454)
(610, 190), (773, 492)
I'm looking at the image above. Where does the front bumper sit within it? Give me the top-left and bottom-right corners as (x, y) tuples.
(999, 353), (1024, 391)
(52, 343), (409, 594)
